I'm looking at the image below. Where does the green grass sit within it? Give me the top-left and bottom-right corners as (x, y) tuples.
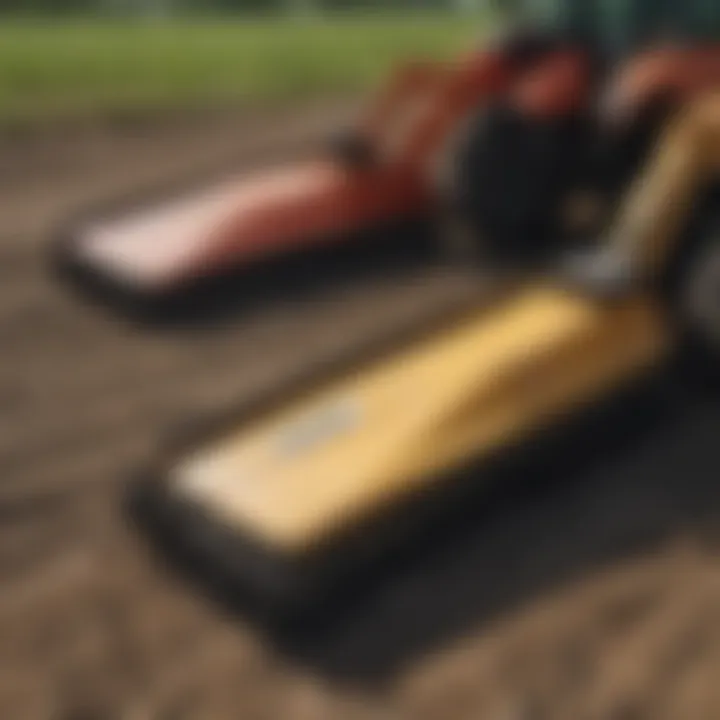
(0, 16), (486, 124)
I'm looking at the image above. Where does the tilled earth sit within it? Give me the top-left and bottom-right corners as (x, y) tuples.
(2, 103), (720, 720)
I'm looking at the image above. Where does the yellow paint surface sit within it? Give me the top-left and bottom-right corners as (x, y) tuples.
(172, 285), (670, 554)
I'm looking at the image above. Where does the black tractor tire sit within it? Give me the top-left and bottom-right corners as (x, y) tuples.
(677, 233), (720, 357)
(665, 202), (720, 388)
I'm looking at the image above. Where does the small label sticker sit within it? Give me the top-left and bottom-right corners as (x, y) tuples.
(274, 396), (362, 459)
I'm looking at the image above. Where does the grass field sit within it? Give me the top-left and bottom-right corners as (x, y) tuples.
(0, 16), (484, 124)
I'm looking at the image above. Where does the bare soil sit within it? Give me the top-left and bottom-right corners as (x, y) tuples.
(2, 102), (720, 720)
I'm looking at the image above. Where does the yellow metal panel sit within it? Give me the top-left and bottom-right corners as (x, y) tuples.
(173, 285), (670, 554)
(608, 92), (720, 272)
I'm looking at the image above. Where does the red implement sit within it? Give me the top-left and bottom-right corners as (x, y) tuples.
(51, 45), (535, 313)
(67, 161), (427, 293)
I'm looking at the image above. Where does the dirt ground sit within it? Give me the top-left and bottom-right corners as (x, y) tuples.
(2, 101), (720, 720)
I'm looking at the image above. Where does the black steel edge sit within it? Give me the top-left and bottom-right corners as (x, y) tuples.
(49, 215), (261, 324)
(48, 202), (437, 325)
(49, 220), (172, 319)
(125, 466), (317, 617)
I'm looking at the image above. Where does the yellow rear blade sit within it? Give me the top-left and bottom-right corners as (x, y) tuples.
(170, 284), (671, 555)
